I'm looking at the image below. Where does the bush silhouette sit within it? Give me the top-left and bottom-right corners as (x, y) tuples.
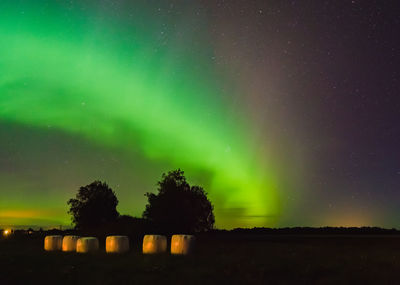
(143, 169), (215, 233)
(67, 181), (119, 231)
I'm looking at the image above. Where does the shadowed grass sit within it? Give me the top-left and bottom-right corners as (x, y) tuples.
(1, 234), (400, 284)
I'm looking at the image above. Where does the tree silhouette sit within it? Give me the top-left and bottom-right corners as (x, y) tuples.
(67, 181), (119, 231)
(143, 169), (215, 233)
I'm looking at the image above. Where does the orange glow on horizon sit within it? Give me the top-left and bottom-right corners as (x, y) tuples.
(322, 209), (374, 227)
(0, 209), (59, 218)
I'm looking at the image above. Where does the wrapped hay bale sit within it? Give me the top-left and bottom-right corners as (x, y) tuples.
(142, 235), (167, 254)
(106, 236), (130, 253)
(171, 235), (195, 255)
(62, 235), (80, 252)
(44, 235), (63, 251)
(76, 237), (99, 253)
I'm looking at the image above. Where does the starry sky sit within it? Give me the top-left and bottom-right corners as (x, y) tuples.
(0, 0), (399, 229)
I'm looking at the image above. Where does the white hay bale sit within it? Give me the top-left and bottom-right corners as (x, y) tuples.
(142, 235), (167, 254)
(171, 235), (195, 255)
(76, 237), (99, 253)
(106, 236), (130, 253)
(62, 235), (80, 252)
(44, 235), (63, 251)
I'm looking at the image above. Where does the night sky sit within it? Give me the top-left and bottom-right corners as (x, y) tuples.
(0, 0), (399, 229)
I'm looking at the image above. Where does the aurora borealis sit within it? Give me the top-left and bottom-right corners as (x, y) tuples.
(1, 1), (399, 229)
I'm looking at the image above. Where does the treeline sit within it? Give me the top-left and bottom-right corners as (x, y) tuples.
(4, 226), (400, 241)
(213, 227), (400, 235)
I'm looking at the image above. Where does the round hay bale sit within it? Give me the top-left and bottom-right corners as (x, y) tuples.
(106, 236), (130, 253)
(44, 235), (63, 251)
(142, 235), (167, 254)
(76, 237), (99, 253)
(171, 235), (195, 255)
(62, 235), (80, 252)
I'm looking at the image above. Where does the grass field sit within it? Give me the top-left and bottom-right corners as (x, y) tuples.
(1, 234), (400, 284)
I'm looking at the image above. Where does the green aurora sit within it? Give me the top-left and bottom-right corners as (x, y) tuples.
(0, 1), (280, 228)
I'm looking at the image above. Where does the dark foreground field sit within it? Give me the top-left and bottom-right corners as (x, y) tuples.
(1, 234), (400, 284)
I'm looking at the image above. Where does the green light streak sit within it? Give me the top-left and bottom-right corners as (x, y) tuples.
(0, 1), (279, 228)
